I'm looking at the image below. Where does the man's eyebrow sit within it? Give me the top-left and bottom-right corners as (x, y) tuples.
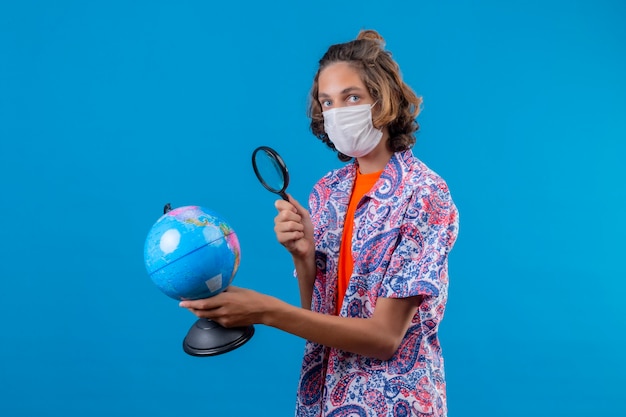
(318, 86), (364, 99)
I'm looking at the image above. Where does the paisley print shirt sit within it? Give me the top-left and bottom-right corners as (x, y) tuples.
(295, 150), (459, 417)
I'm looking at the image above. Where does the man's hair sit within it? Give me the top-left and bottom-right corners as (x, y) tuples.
(307, 29), (423, 162)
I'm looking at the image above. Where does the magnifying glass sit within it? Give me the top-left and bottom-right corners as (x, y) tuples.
(252, 146), (290, 201)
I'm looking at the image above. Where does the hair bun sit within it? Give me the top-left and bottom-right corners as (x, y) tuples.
(356, 29), (385, 47)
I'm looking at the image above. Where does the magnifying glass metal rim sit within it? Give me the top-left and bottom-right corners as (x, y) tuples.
(251, 145), (290, 201)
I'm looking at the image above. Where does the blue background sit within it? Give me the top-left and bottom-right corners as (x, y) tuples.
(1, 1), (625, 415)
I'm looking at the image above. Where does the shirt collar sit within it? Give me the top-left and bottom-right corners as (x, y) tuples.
(363, 149), (416, 203)
(325, 150), (417, 202)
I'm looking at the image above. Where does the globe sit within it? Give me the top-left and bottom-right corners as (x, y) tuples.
(143, 205), (241, 300)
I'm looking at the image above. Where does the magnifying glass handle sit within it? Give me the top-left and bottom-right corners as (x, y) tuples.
(279, 191), (289, 201)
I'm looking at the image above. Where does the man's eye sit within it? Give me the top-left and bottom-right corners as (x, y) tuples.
(348, 95), (360, 103)
(321, 100), (331, 107)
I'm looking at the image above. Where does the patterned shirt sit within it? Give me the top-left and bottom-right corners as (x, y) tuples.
(295, 150), (459, 417)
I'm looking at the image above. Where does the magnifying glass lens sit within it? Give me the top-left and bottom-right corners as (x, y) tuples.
(252, 146), (290, 200)
(256, 151), (285, 192)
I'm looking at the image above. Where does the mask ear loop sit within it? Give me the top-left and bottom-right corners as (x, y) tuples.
(370, 100), (381, 129)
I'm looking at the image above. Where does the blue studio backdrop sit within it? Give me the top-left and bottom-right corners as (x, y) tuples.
(1, 1), (625, 416)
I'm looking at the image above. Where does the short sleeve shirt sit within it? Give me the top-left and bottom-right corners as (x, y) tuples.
(295, 150), (459, 417)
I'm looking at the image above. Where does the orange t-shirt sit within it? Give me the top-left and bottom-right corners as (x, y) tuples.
(337, 168), (383, 314)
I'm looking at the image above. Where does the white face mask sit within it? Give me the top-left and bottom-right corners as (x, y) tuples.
(323, 103), (383, 158)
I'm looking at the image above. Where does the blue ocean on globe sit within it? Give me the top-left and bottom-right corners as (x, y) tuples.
(143, 205), (241, 300)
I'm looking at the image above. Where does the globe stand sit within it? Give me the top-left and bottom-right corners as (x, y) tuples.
(182, 318), (254, 357)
